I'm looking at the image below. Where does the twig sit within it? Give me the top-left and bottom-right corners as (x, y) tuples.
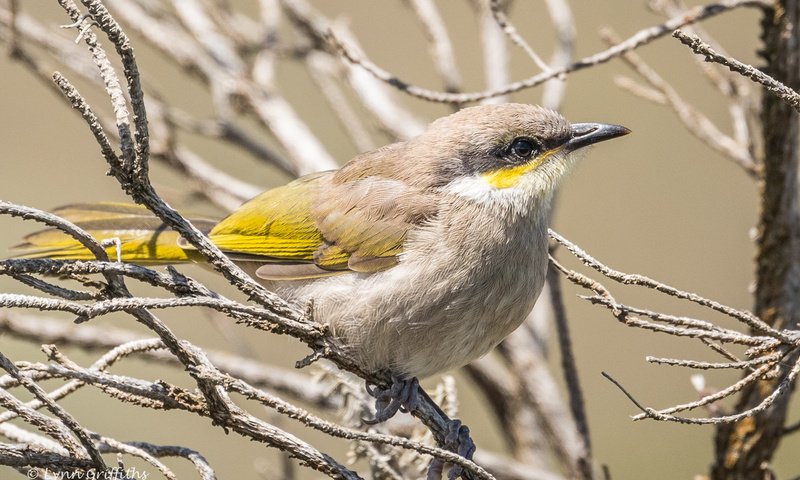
(673, 29), (800, 112)
(548, 265), (592, 478)
(98, 437), (176, 480)
(499, 328), (585, 477)
(279, 0), (426, 139)
(584, 295), (773, 346)
(601, 372), (650, 413)
(613, 76), (667, 104)
(406, 0), (461, 92)
(489, 0), (551, 72)
(7, 272), (98, 301)
(471, 450), (564, 480)
(645, 351), (782, 370)
(0, 292), (318, 335)
(306, 52), (376, 152)
(463, 358), (540, 461)
(541, 0), (575, 111)
(652, 0), (758, 161)
(0, 311), (337, 409)
(195, 366), (495, 480)
(328, 0), (770, 103)
(0, 444), (93, 470)
(548, 229), (789, 342)
(0, 201), (109, 261)
(82, 0), (149, 168)
(0, 352), (106, 470)
(0, 339), (165, 424)
(20, 344), (362, 478)
(111, 442), (216, 480)
(602, 27), (757, 175)
(639, 356), (800, 425)
(472, 0), (509, 105)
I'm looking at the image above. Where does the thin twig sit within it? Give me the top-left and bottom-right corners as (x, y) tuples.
(0, 353), (106, 470)
(327, 0), (770, 103)
(547, 265), (592, 478)
(602, 27), (757, 175)
(549, 229), (788, 342)
(674, 29), (800, 112)
(541, 0), (575, 111)
(195, 366), (495, 480)
(406, 0), (462, 92)
(489, 0), (551, 71)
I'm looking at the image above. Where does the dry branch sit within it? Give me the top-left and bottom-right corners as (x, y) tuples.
(327, 0), (770, 104)
(0, 0), (797, 479)
(673, 29), (800, 113)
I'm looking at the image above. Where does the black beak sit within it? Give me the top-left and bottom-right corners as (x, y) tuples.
(565, 122), (630, 152)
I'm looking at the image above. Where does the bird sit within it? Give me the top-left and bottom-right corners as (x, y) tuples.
(13, 103), (629, 426)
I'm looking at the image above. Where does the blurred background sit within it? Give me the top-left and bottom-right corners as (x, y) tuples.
(1, 1), (797, 478)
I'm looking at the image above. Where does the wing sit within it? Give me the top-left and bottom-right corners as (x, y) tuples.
(11, 203), (217, 263)
(311, 177), (437, 273)
(13, 149), (440, 277)
(208, 163), (438, 280)
(207, 174), (326, 265)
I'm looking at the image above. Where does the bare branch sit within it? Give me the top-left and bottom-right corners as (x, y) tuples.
(327, 0), (770, 103)
(406, 0), (462, 92)
(0, 311), (337, 410)
(674, 29), (800, 112)
(489, 0), (551, 72)
(548, 229), (786, 341)
(601, 27), (757, 175)
(547, 266), (591, 478)
(541, 0), (575, 111)
(195, 366), (495, 480)
(472, 0), (510, 105)
(0, 444), (92, 471)
(280, 0), (426, 139)
(307, 52), (376, 152)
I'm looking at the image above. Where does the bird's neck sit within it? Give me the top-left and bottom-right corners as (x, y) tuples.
(425, 188), (553, 267)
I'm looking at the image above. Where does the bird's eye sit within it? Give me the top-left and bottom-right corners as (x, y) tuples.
(509, 138), (538, 159)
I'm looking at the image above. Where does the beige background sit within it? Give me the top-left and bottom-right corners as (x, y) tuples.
(1, 1), (798, 478)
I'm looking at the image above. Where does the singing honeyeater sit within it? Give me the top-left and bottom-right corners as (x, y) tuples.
(14, 103), (628, 405)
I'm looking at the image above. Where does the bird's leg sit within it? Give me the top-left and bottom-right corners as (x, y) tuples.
(363, 375), (420, 425)
(363, 376), (477, 479)
(427, 419), (476, 480)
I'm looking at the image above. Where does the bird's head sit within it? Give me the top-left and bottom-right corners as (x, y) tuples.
(408, 103), (630, 206)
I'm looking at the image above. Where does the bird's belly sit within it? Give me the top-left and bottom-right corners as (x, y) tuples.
(267, 239), (547, 379)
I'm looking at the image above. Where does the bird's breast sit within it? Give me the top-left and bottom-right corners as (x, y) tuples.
(281, 194), (552, 379)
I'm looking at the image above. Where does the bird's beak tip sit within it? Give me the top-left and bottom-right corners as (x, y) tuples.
(566, 122), (630, 152)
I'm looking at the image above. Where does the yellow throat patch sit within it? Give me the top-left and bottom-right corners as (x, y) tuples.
(480, 148), (560, 189)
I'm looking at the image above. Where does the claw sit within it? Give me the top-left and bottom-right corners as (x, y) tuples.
(427, 458), (445, 480)
(426, 418), (477, 480)
(362, 376), (419, 425)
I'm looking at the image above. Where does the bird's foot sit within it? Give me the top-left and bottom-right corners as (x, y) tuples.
(427, 419), (476, 480)
(363, 375), (420, 425)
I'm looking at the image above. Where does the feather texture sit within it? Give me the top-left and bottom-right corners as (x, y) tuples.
(11, 203), (215, 263)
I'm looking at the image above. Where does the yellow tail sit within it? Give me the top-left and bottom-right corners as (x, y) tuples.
(11, 203), (218, 264)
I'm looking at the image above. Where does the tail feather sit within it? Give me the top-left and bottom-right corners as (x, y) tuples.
(11, 202), (217, 264)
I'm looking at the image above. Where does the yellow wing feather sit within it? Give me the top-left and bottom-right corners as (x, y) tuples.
(11, 169), (436, 278)
(11, 203), (213, 263)
(208, 176), (325, 262)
